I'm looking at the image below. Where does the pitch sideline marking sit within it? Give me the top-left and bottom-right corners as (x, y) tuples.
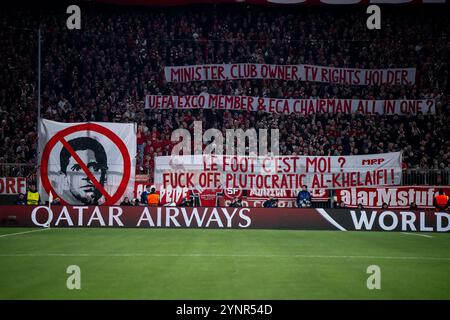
(401, 232), (433, 238)
(0, 253), (449, 261)
(0, 228), (50, 239)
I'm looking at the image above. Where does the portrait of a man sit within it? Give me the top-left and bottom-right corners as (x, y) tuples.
(59, 137), (108, 205)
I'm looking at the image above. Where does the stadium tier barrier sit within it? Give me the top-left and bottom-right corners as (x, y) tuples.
(0, 205), (448, 232)
(0, 163), (36, 181)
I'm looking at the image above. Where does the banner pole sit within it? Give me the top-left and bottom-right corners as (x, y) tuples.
(37, 27), (41, 123)
(36, 27), (42, 193)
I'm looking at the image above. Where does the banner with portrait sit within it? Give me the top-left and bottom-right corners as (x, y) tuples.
(38, 119), (136, 205)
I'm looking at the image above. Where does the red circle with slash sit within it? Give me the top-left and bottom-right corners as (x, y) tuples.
(40, 123), (131, 205)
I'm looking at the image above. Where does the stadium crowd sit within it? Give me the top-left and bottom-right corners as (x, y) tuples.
(0, 4), (449, 184)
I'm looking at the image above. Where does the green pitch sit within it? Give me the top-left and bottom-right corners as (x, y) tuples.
(0, 227), (449, 299)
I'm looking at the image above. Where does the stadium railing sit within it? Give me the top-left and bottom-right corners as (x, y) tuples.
(401, 169), (450, 186)
(0, 163), (36, 181)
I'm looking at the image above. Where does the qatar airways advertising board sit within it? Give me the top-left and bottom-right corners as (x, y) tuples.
(0, 206), (448, 232)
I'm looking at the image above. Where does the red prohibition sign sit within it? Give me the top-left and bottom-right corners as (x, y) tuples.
(40, 123), (131, 205)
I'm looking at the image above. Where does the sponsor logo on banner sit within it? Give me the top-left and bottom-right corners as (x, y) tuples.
(336, 186), (450, 208)
(38, 119), (136, 205)
(0, 177), (27, 195)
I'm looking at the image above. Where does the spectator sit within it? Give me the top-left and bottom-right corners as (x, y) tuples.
(410, 202), (418, 209)
(433, 189), (449, 211)
(140, 185), (151, 205)
(296, 185), (312, 208)
(336, 201), (347, 209)
(147, 186), (160, 206)
(229, 197), (241, 207)
(357, 203), (364, 209)
(381, 202), (389, 209)
(178, 197), (192, 207)
(26, 184), (40, 205)
(263, 197), (278, 208)
(14, 192), (26, 205)
(120, 197), (133, 206)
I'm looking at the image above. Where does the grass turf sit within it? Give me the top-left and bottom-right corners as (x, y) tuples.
(0, 227), (449, 299)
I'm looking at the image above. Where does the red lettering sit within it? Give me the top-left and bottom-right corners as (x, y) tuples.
(6, 178), (15, 194)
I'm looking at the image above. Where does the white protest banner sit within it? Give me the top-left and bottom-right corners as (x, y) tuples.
(164, 64), (416, 85)
(38, 119), (136, 205)
(146, 94), (435, 115)
(154, 152), (402, 191)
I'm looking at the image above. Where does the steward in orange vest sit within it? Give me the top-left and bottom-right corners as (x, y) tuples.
(434, 189), (449, 211)
(147, 187), (160, 206)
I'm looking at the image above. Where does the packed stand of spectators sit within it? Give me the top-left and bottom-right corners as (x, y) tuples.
(0, 4), (449, 184)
